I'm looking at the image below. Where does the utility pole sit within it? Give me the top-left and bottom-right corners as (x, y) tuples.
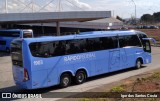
(131, 0), (136, 24)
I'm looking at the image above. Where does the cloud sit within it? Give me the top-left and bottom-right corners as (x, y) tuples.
(69, 0), (91, 10)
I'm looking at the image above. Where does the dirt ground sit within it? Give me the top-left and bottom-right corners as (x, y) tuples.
(138, 29), (160, 44)
(58, 68), (160, 101)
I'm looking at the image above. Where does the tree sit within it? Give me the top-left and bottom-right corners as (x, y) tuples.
(153, 12), (160, 22)
(141, 14), (154, 23)
(116, 16), (123, 21)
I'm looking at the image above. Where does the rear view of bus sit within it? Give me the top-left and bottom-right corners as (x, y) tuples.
(0, 30), (20, 52)
(11, 39), (30, 89)
(0, 29), (33, 52)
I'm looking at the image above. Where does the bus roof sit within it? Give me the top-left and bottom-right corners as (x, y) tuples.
(23, 30), (145, 43)
(0, 29), (32, 32)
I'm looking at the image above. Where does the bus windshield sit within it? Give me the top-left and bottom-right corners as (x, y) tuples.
(23, 31), (33, 38)
(11, 40), (23, 67)
(142, 39), (151, 53)
(0, 29), (34, 51)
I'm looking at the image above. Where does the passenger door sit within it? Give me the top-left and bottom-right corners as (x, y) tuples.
(109, 50), (120, 72)
(120, 48), (128, 69)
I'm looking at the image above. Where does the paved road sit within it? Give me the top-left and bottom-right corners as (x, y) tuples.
(0, 47), (160, 100)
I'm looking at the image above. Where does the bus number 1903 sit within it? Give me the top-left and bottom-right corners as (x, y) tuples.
(33, 60), (43, 66)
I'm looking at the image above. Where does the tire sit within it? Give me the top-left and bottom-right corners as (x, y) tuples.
(75, 71), (87, 84)
(60, 74), (71, 88)
(136, 59), (142, 69)
(6, 47), (10, 53)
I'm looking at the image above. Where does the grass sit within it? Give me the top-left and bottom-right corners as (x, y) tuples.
(79, 71), (160, 101)
(150, 72), (160, 79)
(110, 85), (126, 92)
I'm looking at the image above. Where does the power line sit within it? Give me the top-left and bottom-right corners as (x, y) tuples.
(66, 0), (85, 11)
(38, 0), (55, 12)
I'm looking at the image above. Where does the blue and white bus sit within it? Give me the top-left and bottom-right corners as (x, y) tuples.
(0, 29), (33, 52)
(11, 30), (152, 89)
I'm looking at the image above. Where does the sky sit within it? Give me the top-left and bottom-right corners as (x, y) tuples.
(0, 0), (160, 18)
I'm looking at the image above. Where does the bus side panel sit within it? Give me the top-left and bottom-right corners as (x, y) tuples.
(108, 49), (120, 72)
(30, 56), (75, 88)
(143, 52), (152, 64)
(24, 41), (49, 89)
(23, 41), (32, 89)
(123, 47), (136, 68)
(58, 57), (75, 75)
(47, 69), (59, 86)
(73, 63), (91, 76)
(0, 37), (7, 51)
(30, 57), (50, 89)
(46, 57), (61, 87)
(95, 51), (109, 75)
(20, 31), (23, 38)
(31, 70), (48, 89)
(7, 38), (13, 50)
(134, 47), (145, 64)
(0, 42), (6, 51)
(59, 53), (97, 77)
(0, 37), (16, 51)
(0, 38), (7, 51)
(120, 48), (128, 69)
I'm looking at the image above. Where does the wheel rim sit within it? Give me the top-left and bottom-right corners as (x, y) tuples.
(6, 48), (9, 52)
(63, 77), (69, 86)
(77, 73), (85, 83)
(137, 61), (141, 68)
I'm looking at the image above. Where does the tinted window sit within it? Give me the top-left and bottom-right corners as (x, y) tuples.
(101, 37), (118, 49)
(66, 40), (81, 54)
(29, 41), (66, 57)
(23, 31), (33, 38)
(29, 36), (118, 58)
(137, 33), (147, 42)
(85, 38), (102, 52)
(11, 40), (23, 67)
(143, 40), (151, 53)
(0, 31), (20, 37)
(137, 33), (147, 47)
(119, 35), (141, 47)
(11, 40), (22, 53)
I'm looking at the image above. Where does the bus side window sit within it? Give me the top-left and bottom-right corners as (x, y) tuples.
(78, 39), (87, 53)
(119, 35), (141, 47)
(66, 40), (80, 54)
(86, 39), (94, 51)
(130, 35), (142, 47)
(101, 37), (118, 49)
(53, 41), (66, 56)
(29, 42), (40, 56)
(23, 33), (32, 38)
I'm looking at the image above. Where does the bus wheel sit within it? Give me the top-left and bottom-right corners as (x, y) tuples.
(136, 59), (142, 69)
(60, 73), (71, 88)
(75, 71), (86, 84)
(6, 48), (10, 53)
